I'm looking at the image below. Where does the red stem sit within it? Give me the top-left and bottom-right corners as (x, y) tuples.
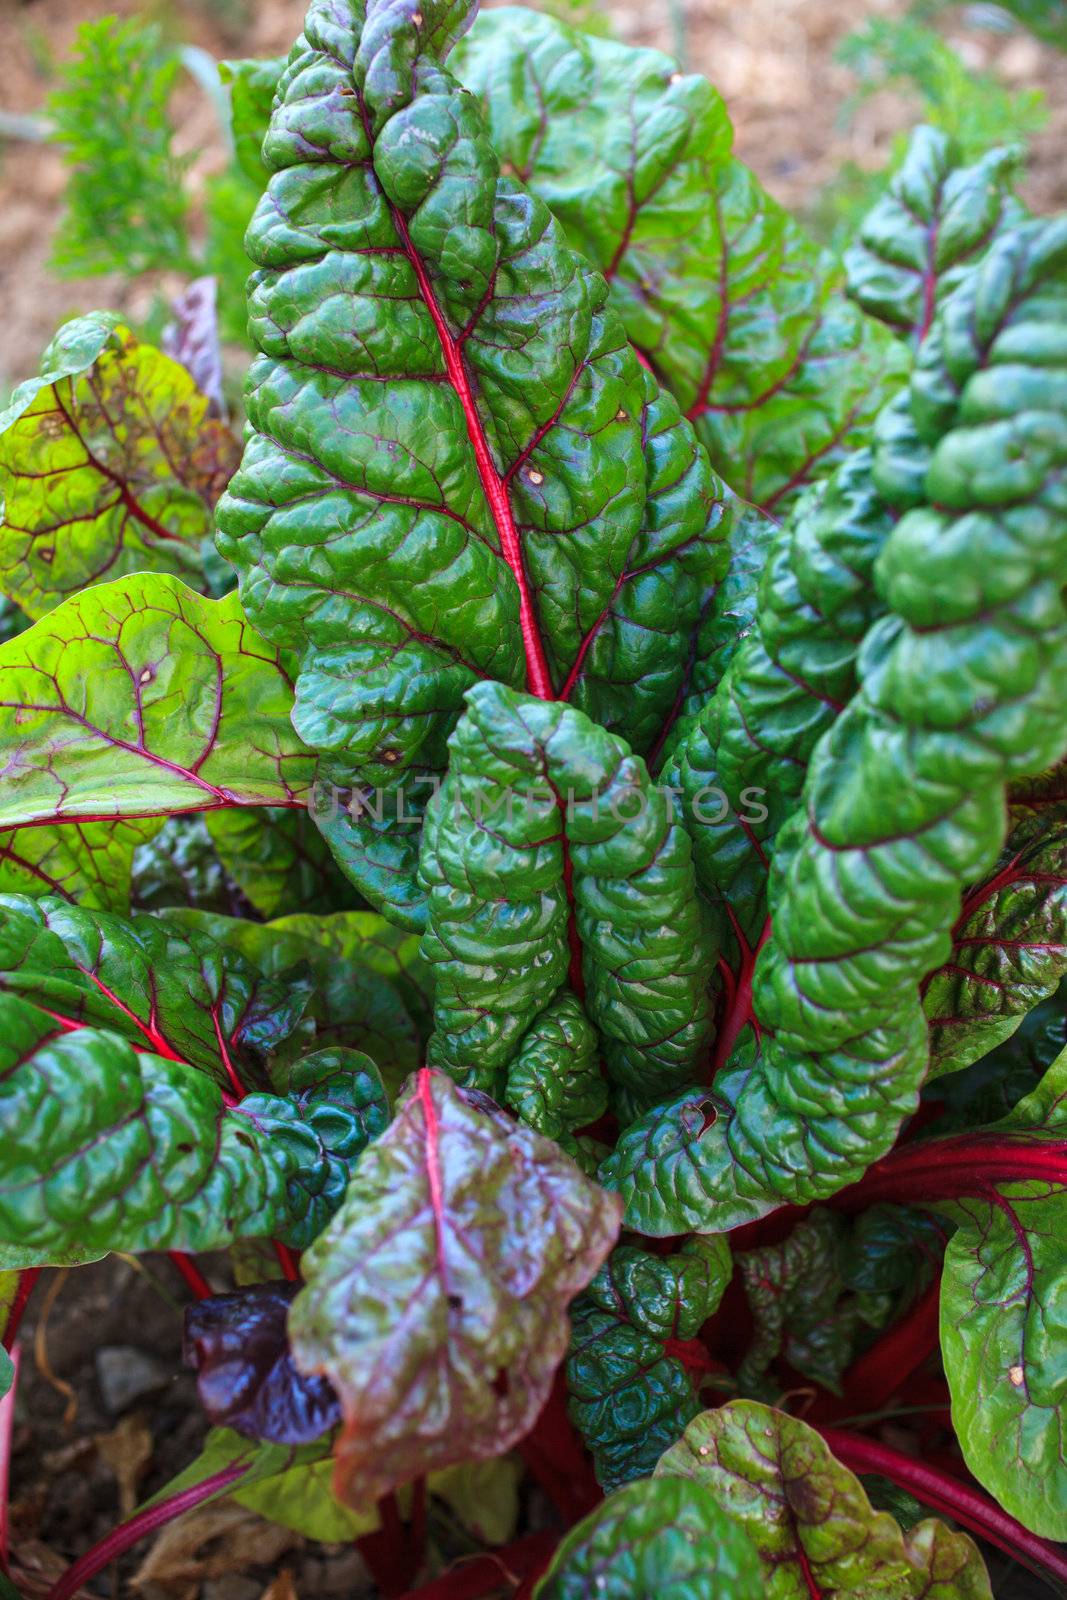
(0, 1345), (18, 1572)
(2, 1269), (40, 1353)
(841, 1275), (942, 1414)
(833, 1132), (1067, 1212)
(169, 1252), (213, 1301)
(358, 1492), (421, 1597)
(818, 1427), (1067, 1592)
(272, 1241), (301, 1283)
(44, 1460), (250, 1600)
(712, 915), (771, 1073)
(397, 1532), (558, 1600)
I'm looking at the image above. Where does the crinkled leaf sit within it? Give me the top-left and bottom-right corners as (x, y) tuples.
(164, 909), (421, 1097)
(924, 815), (1067, 1080)
(843, 1205), (945, 1298)
(420, 682), (713, 1113)
(0, 995), (369, 1267)
(657, 1401), (991, 1598)
(845, 127), (1022, 345)
(566, 1236), (731, 1491)
(203, 806), (361, 919)
(309, 778), (430, 932)
(605, 216), (1067, 1234)
(184, 1282), (341, 1445)
(0, 894), (311, 1090)
(215, 0), (729, 904)
(289, 1068), (621, 1508)
(456, 7), (903, 516)
(0, 315), (238, 619)
(505, 994), (606, 1142)
(0, 573), (315, 829)
(940, 1044), (1067, 1538)
(535, 1475), (761, 1599)
(736, 1210), (858, 1398)
(0, 817), (161, 912)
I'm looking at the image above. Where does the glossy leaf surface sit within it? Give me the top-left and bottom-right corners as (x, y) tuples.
(566, 1236), (731, 1490)
(534, 1475), (761, 1600)
(0, 573), (315, 830)
(657, 1401), (992, 1598)
(289, 1068), (621, 1507)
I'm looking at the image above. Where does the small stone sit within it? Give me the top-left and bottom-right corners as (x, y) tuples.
(94, 1346), (170, 1414)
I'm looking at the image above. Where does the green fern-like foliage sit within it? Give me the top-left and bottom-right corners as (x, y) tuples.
(48, 17), (193, 279)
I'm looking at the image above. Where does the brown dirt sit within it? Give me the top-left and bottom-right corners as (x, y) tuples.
(1, 0), (1065, 392)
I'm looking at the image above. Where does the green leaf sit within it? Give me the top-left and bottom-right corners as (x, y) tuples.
(215, 0), (729, 876)
(566, 1236), (731, 1490)
(505, 994), (606, 1141)
(234, 1451), (376, 1540)
(220, 56), (285, 186)
(0, 315), (239, 621)
(940, 1044), (1067, 1538)
(162, 908), (422, 1098)
(0, 817), (162, 912)
(130, 815), (250, 915)
(455, 7), (904, 516)
(0, 895), (311, 1090)
(142, 1424), (332, 1513)
(0, 993), (353, 1267)
(419, 682), (713, 1111)
(0, 573), (316, 830)
(605, 216), (1067, 1234)
(924, 814), (1067, 1080)
(534, 1475), (762, 1599)
(736, 1210), (858, 1398)
(289, 1068), (620, 1508)
(657, 1401), (991, 1598)
(845, 127), (1022, 346)
(204, 806), (361, 919)
(0, 598), (28, 646)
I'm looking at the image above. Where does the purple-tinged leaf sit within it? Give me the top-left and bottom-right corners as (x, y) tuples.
(289, 1068), (621, 1508)
(163, 277), (227, 420)
(0, 314), (238, 620)
(657, 1401), (992, 1598)
(185, 1282), (341, 1445)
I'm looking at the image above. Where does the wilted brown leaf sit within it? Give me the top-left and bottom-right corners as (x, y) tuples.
(95, 1411), (154, 1517)
(132, 1500), (299, 1592)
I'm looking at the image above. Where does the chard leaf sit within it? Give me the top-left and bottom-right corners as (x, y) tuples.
(0, 598), (28, 646)
(419, 681), (713, 1111)
(0, 817), (162, 912)
(566, 1236), (731, 1490)
(505, 994), (606, 1142)
(0, 895), (311, 1090)
(184, 1281), (341, 1445)
(924, 815), (1067, 1080)
(215, 0), (728, 891)
(130, 815), (251, 915)
(657, 1401), (992, 1598)
(736, 1210), (858, 1398)
(0, 315), (238, 620)
(142, 1424), (333, 1515)
(533, 1475), (762, 1600)
(606, 216), (1067, 1234)
(0, 995), (369, 1267)
(233, 1451), (375, 1540)
(162, 277), (227, 423)
(288, 1068), (621, 1508)
(163, 909), (421, 1097)
(845, 127), (1022, 346)
(940, 1045), (1067, 1538)
(0, 573), (315, 829)
(455, 7), (904, 516)
(221, 56), (285, 186)
(203, 806), (360, 919)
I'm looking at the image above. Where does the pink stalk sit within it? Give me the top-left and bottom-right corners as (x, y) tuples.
(168, 1252), (213, 1301)
(1, 1269), (40, 1352)
(44, 1459), (250, 1600)
(819, 1427), (1067, 1591)
(0, 1345), (19, 1571)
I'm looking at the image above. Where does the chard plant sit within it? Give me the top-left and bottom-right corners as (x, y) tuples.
(1, 1), (1066, 1595)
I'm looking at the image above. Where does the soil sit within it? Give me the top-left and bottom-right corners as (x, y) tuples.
(1, 0), (1066, 393)
(1, 0), (1065, 1594)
